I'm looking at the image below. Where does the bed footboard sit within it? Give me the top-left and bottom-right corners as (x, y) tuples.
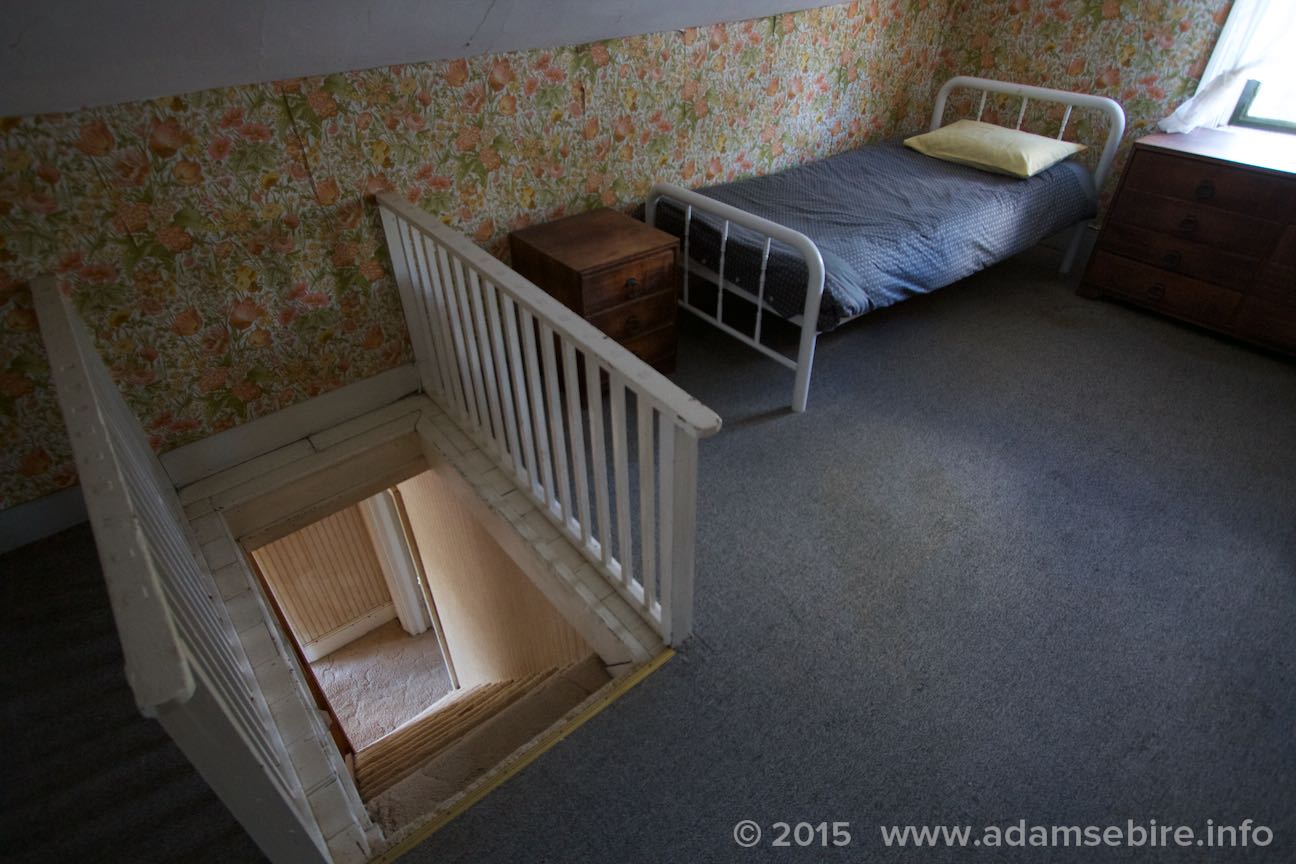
(649, 77), (1125, 414)
(646, 183), (826, 413)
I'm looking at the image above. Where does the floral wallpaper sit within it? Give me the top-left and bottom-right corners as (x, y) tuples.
(0, 0), (1229, 511)
(938, 0), (1231, 207)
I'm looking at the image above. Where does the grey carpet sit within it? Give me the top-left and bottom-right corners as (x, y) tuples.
(401, 245), (1296, 863)
(0, 524), (267, 864)
(4, 244), (1293, 863)
(312, 619), (453, 750)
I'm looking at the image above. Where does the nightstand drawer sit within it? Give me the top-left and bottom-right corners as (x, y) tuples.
(1098, 222), (1259, 290)
(1269, 225), (1296, 269)
(588, 290), (676, 342)
(1109, 189), (1280, 257)
(1086, 251), (1243, 325)
(1232, 296), (1296, 350)
(581, 250), (675, 314)
(622, 325), (677, 367)
(1124, 148), (1290, 220)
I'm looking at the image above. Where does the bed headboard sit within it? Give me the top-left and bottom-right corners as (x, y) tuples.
(931, 76), (1126, 192)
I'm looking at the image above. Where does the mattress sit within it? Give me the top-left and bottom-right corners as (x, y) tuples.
(654, 139), (1097, 331)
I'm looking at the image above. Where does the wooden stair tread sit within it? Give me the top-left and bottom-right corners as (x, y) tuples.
(365, 653), (615, 830)
(360, 671), (553, 770)
(354, 668), (560, 798)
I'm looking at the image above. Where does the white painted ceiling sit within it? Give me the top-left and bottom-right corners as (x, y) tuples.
(1, 1), (832, 116)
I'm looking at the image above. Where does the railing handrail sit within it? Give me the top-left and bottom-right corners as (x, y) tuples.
(376, 192), (722, 439)
(32, 276), (195, 712)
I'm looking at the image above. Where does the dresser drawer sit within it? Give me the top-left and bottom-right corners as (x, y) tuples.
(1124, 148), (1292, 220)
(588, 289), (676, 342)
(1109, 189), (1281, 257)
(622, 324), (677, 367)
(1252, 225), (1296, 305)
(1086, 251), (1243, 325)
(581, 250), (675, 314)
(1267, 224), (1296, 270)
(1231, 295), (1296, 352)
(1098, 221), (1259, 290)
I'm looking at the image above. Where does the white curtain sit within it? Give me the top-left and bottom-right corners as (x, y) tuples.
(1160, 0), (1296, 134)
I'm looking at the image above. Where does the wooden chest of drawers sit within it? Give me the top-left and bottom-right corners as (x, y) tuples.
(509, 208), (680, 373)
(1080, 128), (1296, 354)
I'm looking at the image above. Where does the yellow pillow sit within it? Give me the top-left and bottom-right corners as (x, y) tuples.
(904, 119), (1086, 179)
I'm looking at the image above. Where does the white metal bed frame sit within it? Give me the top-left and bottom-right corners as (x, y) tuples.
(646, 75), (1126, 413)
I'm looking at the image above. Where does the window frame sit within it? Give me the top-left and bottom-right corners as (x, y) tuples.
(1230, 78), (1296, 135)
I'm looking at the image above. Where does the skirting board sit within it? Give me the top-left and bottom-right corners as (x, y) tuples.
(300, 603), (398, 663)
(1, 364), (422, 554)
(0, 485), (89, 555)
(161, 365), (421, 487)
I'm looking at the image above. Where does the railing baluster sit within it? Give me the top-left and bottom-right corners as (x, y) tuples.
(584, 360), (614, 568)
(419, 235), (470, 421)
(609, 375), (634, 589)
(501, 296), (541, 498)
(450, 255), (491, 442)
(539, 322), (574, 528)
(484, 280), (526, 481)
(520, 308), (557, 509)
(385, 215), (443, 402)
(439, 249), (482, 431)
(976, 91), (987, 121)
(1016, 96), (1029, 130)
(466, 268), (506, 455)
(637, 397), (657, 612)
(562, 343), (594, 549)
(655, 411), (674, 626)
(406, 225), (457, 409)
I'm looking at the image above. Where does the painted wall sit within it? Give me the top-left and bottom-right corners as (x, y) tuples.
(252, 504), (394, 649)
(396, 470), (590, 687)
(0, 1), (843, 116)
(0, 0), (1229, 513)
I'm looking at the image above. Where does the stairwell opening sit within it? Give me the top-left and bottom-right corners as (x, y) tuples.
(238, 460), (620, 842)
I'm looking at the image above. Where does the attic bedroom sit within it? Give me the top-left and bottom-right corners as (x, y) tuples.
(2, 1), (1293, 863)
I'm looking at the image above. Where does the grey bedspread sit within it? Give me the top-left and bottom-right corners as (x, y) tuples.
(653, 139), (1096, 331)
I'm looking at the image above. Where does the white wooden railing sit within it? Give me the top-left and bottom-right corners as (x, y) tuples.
(377, 194), (722, 646)
(31, 277), (327, 864)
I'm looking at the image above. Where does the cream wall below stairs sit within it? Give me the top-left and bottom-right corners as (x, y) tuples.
(397, 469), (589, 687)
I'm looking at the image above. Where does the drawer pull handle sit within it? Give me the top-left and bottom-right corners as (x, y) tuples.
(1148, 283), (1166, 301)
(623, 315), (642, 336)
(1194, 180), (1215, 200)
(1178, 215), (1198, 234)
(625, 276), (643, 298)
(1162, 250), (1183, 268)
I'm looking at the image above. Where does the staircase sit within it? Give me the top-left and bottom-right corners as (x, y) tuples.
(355, 669), (559, 799)
(359, 655), (612, 835)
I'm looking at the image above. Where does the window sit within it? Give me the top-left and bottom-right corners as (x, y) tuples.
(1231, 78), (1296, 134)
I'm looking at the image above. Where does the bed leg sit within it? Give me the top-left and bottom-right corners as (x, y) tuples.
(791, 325), (819, 413)
(1059, 222), (1087, 275)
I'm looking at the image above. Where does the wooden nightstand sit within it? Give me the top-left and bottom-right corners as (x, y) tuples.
(1080, 127), (1296, 354)
(509, 209), (680, 373)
